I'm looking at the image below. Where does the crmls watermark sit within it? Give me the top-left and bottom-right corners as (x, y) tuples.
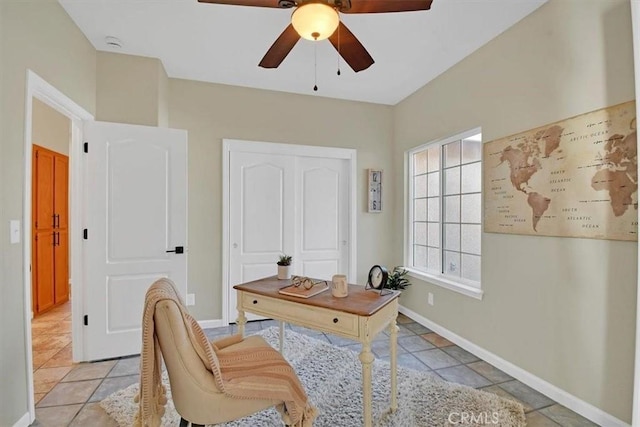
(448, 411), (500, 425)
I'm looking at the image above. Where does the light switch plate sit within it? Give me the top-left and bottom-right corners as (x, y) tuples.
(10, 220), (20, 244)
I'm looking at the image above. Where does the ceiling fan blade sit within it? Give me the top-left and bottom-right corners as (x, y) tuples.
(197, 0), (288, 9)
(328, 22), (374, 72)
(259, 24), (301, 68)
(340, 0), (432, 14)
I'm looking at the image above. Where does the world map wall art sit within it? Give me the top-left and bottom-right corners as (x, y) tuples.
(484, 101), (637, 241)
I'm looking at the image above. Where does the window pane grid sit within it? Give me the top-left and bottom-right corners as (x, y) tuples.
(409, 132), (482, 287)
(445, 249), (481, 256)
(440, 191), (482, 197)
(414, 244), (441, 249)
(438, 146), (444, 274)
(443, 159), (481, 169)
(443, 221), (481, 225)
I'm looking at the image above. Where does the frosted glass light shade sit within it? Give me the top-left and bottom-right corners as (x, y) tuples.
(291, 3), (339, 41)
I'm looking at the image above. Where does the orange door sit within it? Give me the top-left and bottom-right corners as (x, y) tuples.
(33, 146), (55, 315)
(34, 148), (55, 231)
(54, 230), (69, 304)
(54, 155), (68, 230)
(53, 154), (69, 304)
(32, 145), (69, 315)
(35, 231), (56, 313)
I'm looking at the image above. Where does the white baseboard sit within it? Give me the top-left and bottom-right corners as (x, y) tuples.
(198, 319), (225, 329)
(399, 305), (630, 427)
(12, 412), (31, 427)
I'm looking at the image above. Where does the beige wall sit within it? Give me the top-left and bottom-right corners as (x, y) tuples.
(158, 61), (169, 128)
(393, 0), (637, 422)
(169, 79), (394, 319)
(1, 0), (637, 424)
(96, 52), (168, 127)
(0, 0), (96, 424)
(32, 98), (71, 155)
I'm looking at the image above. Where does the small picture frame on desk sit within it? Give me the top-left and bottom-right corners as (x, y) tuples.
(368, 169), (382, 213)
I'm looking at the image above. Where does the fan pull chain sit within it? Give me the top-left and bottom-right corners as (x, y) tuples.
(337, 24), (341, 76)
(313, 42), (318, 91)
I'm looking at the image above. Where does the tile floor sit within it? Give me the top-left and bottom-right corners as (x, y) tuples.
(30, 307), (599, 426)
(31, 302), (75, 405)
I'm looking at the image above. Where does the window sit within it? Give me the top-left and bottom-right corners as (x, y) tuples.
(406, 129), (483, 298)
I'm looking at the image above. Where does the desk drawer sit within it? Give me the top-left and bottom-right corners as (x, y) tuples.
(240, 293), (359, 338)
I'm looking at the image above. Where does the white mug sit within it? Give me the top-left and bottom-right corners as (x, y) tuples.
(331, 274), (348, 298)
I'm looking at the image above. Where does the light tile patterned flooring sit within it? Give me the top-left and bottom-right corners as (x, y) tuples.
(30, 302), (599, 426)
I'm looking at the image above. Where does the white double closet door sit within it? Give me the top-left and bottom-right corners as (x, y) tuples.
(228, 145), (352, 322)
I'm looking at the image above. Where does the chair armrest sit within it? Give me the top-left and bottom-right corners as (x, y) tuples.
(212, 334), (243, 350)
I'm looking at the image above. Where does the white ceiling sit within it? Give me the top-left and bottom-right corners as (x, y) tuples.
(59, 0), (547, 105)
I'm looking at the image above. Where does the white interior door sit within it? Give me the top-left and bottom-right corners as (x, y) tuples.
(227, 145), (351, 324)
(297, 157), (349, 280)
(229, 152), (295, 321)
(83, 121), (187, 361)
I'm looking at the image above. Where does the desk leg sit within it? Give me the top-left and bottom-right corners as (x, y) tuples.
(279, 321), (285, 354)
(389, 316), (399, 412)
(359, 339), (374, 427)
(236, 309), (247, 337)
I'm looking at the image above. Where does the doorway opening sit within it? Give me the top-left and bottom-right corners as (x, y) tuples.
(23, 70), (94, 423)
(30, 100), (73, 404)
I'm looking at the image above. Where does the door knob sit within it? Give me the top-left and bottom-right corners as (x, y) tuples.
(166, 246), (184, 254)
(233, 243), (238, 249)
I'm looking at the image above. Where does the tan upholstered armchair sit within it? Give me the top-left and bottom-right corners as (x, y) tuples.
(153, 298), (284, 427)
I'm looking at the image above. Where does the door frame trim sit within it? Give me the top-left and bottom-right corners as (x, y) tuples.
(222, 139), (357, 325)
(23, 70), (93, 423)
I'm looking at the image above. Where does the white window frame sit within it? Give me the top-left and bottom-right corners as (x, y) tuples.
(404, 127), (484, 300)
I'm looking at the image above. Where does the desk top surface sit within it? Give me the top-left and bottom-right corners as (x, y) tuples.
(234, 276), (399, 317)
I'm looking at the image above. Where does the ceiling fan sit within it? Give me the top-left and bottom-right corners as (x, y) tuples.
(197, 0), (433, 73)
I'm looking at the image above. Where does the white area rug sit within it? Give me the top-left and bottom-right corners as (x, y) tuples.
(101, 328), (525, 426)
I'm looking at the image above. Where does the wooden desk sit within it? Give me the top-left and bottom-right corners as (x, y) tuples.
(234, 276), (400, 427)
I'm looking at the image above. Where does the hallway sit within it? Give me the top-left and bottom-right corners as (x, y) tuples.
(32, 302), (74, 404)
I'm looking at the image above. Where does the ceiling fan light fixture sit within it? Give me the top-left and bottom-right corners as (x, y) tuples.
(291, 3), (339, 41)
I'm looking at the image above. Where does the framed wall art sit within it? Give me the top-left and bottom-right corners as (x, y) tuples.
(368, 169), (382, 213)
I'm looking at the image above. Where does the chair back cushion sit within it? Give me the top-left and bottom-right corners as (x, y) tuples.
(154, 299), (223, 413)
